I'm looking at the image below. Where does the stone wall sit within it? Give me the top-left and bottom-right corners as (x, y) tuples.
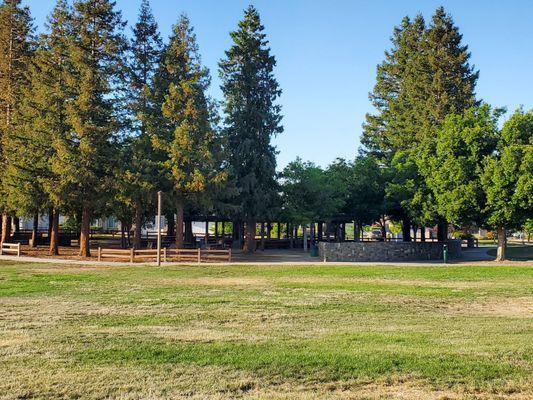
(318, 240), (461, 262)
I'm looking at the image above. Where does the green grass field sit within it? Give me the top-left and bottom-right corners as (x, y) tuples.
(1, 261), (532, 399)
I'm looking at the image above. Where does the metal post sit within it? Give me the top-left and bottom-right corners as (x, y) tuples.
(443, 244), (448, 264)
(156, 191), (162, 266)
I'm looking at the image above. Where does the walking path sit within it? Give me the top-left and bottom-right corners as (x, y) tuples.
(0, 247), (511, 267)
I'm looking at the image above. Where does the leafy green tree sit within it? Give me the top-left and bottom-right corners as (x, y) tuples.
(482, 108), (533, 261)
(426, 105), (498, 228)
(0, 0), (33, 243)
(219, 6), (283, 252)
(151, 15), (223, 248)
(280, 158), (339, 227)
(327, 156), (386, 241)
(126, 0), (162, 249)
(54, 0), (126, 256)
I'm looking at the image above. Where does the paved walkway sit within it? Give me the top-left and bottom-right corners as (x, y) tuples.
(0, 247), (505, 267)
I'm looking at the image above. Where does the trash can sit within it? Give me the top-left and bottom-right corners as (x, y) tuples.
(310, 245), (319, 257)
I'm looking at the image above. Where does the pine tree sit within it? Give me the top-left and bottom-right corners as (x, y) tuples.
(55, 0), (126, 257)
(219, 6), (283, 252)
(0, 0), (33, 243)
(152, 15), (223, 248)
(126, 0), (162, 249)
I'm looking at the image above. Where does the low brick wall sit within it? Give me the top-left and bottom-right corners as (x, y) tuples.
(318, 240), (461, 262)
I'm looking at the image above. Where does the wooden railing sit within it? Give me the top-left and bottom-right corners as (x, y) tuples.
(97, 247), (231, 263)
(0, 243), (21, 256)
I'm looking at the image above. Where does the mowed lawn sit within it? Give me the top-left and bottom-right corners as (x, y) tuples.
(0, 261), (532, 399)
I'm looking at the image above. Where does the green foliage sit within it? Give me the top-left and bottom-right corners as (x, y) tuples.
(112, 0), (162, 229)
(326, 156), (386, 226)
(52, 0), (126, 214)
(280, 158), (338, 224)
(219, 6), (282, 222)
(151, 15), (224, 210)
(0, 0), (34, 214)
(482, 108), (533, 230)
(425, 105), (499, 226)
(362, 7), (479, 230)
(3, 0), (72, 219)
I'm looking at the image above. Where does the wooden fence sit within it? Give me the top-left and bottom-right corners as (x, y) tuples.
(97, 247), (231, 263)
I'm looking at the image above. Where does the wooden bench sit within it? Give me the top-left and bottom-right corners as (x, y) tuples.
(1, 243), (21, 256)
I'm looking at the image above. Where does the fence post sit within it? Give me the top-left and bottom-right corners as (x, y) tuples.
(197, 248), (201, 264)
(163, 247), (167, 263)
(228, 248), (232, 262)
(97, 247), (101, 262)
(17, 243), (20, 257)
(130, 248), (134, 263)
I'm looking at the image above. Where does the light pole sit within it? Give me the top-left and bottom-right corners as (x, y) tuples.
(156, 191), (162, 266)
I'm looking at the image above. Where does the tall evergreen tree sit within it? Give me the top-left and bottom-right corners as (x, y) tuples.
(6, 0), (74, 254)
(0, 0), (33, 243)
(219, 6), (283, 252)
(55, 0), (126, 257)
(151, 15), (223, 249)
(362, 7), (478, 240)
(126, 0), (162, 249)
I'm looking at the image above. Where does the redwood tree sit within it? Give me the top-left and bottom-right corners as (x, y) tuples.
(57, 0), (126, 257)
(0, 0), (33, 243)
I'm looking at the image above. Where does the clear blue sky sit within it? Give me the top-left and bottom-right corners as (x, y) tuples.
(23, 0), (533, 169)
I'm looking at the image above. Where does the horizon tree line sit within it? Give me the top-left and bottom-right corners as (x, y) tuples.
(0, 0), (531, 260)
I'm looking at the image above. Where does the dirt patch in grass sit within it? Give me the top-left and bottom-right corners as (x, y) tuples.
(155, 277), (270, 287)
(448, 297), (533, 318)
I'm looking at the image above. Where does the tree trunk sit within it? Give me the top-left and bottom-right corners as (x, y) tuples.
(412, 224), (418, 242)
(47, 209), (53, 240)
(437, 220), (448, 242)
(277, 222), (281, 239)
(176, 202), (184, 248)
(167, 214), (175, 237)
(120, 221), (126, 249)
(50, 209), (59, 255)
(133, 201), (142, 249)
(1, 215), (12, 243)
(244, 219), (256, 253)
(289, 223), (294, 248)
(420, 226), (426, 242)
(496, 227), (507, 261)
(126, 223), (132, 247)
(402, 218), (411, 242)
(260, 222), (265, 251)
(185, 220), (193, 244)
(341, 223), (346, 242)
(31, 214), (39, 248)
(317, 222), (323, 241)
(380, 217), (387, 240)
(204, 220), (209, 246)
(79, 207), (91, 257)
(303, 225), (308, 251)
(354, 222), (361, 242)
(13, 216), (20, 233)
